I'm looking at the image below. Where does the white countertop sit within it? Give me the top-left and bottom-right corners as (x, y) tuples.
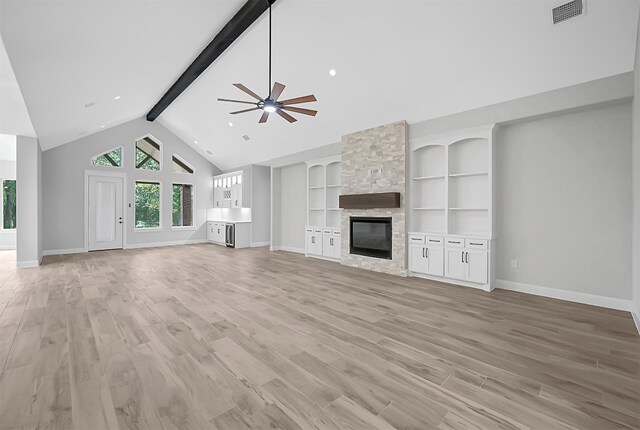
(207, 220), (251, 224)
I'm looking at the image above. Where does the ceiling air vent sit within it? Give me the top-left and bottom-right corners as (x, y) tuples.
(241, 135), (251, 141)
(206, 150), (213, 155)
(552, 0), (584, 25)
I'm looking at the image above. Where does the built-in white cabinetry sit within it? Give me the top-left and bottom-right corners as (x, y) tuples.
(408, 235), (444, 277)
(207, 221), (226, 244)
(304, 156), (342, 261)
(409, 124), (496, 291)
(213, 170), (248, 208)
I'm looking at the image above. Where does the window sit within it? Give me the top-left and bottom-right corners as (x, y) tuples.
(172, 184), (193, 227)
(91, 147), (122, 167)
(135, 136), (161, 171)
(135, 181), (160, 229)
(2, 179), (16, 229)
(172, 155), (194, 174)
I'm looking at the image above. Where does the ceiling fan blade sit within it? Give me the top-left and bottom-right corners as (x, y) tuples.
(218, 98), (257, 105)
(270, 82), (286, 101)
(282, 106), (317, 116)
(280, 95), (317, 105)
(230, 107), (260, 114)
(276, 110), (297, 123)
(259, 111), (270, 123)
(233, 83), (263, 101)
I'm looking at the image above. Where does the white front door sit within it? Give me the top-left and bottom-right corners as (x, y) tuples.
(88, 176), (124, 251)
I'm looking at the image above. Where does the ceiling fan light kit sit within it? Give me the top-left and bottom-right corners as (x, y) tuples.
(218, 1), (317, 123)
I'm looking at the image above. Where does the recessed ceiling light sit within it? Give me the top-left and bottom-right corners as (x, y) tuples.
(329, 69), (336, 76)
(194, 140), (198, 145)
(84, 102), (95, 108)
(114, 95), (121, 100)
(228, 122), (234, 127)
(100, 125), (105, 128)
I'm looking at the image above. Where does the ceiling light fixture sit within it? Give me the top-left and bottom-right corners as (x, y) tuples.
(228, 122), (234, 127)
(194, 140), (198, 145)
(218, 2), (318, 124)
(329, 69), (336, 76)
(114, 95), (121, 100)
(100, 125), (105, 128)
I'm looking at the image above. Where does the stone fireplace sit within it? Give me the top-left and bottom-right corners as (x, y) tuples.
(340, 121), (408, 276)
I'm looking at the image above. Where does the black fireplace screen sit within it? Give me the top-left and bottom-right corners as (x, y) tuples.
(349, 217), (392, 259)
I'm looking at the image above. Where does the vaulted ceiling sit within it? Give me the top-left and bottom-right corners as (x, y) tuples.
(1, 0), (638, 170)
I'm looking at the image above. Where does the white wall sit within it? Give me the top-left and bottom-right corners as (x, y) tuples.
(497, 103), (632, 300)
(250, 164), (271, 246)
(272, 163), (307, 252)
(0, 135), (17, 250)
(632, 11), (640, 327)
(16, 136), (41, 267)
(42, 117), (221, 253)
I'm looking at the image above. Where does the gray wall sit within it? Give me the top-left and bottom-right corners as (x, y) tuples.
(0, 159), (16, 249)
(272, 163), (307, 252)
(16, 136), (42, 266)
(250, 164), (271, 245)
(497, 103), (632, 299)
(633, 12), (640, 320)
(42, 117), (221, 251)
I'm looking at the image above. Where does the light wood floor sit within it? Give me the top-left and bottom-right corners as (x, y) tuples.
(0, 245), (638, 429)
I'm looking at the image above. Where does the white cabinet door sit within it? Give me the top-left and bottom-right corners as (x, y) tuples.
(445, 249), (466, 281)
(214, 188), (222, 208)
(409, 245), (429, 274)
(305, 229), (313, 254)
(331, 236), (341, 259)
(306, 233), (322, 255)
(425, 246), (444, 277)
(231, 184), (242, 208)
(466, 250), (488, 284)
(322, 235), (332, 258)
(206, 222), (215, 241)
(214, 223), (225, 243)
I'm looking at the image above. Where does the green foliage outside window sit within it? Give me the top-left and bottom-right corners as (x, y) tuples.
(173, 184), (193, 227)
(92, 147), (122, 167)
(135, 182), (160, 228)
(136, 147), (160, 170)
(2, 180), (16, 229)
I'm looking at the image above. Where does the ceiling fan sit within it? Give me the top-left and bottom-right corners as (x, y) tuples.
(218, 1), (317, 123)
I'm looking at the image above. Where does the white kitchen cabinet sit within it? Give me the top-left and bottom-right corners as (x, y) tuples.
(444, 245), (488, 285)
(231, 184), (242, 208)
(213, 223), (225, 244)
(206, 222), (215, 241)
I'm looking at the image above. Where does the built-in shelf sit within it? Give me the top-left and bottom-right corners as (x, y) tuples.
(413, 208), (445, 211)
(309, 208), (324, 211)
(309, 186), (324, 189)
(413, 175), (445, 180)
(307, 156), (341, 229)
(326, 184), (341, 188)
(448, 171), (488, 178)
(327, 208), (341, 211)
(449, 208), (488, 211)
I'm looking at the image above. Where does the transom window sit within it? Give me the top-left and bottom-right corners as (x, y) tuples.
(172, 184), (194, 227)
(91, 147), (122, 167)
(135, 136), (161, 171)
(172, 155), (194, 174)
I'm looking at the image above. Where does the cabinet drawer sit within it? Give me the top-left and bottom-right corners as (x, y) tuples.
(305, 228), (313, 233)
(313, 229), (323, 234)
(323, 229), (332, 236)
(408, 234), (425, 245)
(332, 229), (341, 236)
(426, 235), (444, 245)
(445, 237), (464, 248)
(465, 239), (488, 250)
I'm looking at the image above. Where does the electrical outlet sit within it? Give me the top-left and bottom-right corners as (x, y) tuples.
(510, 259), (518, 269)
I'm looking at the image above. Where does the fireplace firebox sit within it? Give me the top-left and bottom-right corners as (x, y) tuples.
(349, 217), (392, 259)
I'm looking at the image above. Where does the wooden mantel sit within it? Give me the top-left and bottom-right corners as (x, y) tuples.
(339, 192), (401, 209)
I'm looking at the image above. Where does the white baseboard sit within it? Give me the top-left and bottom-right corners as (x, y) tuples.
(251, 241), (270, 247)
(270, 245), (305, 254)
(632, 304), (640, 335)
(495, 279), (634, 312)
(17, 259), (40, 269)
(43, 247), (87, 256)
(125, 239), (207, 249)
(0, 245), (16, 251)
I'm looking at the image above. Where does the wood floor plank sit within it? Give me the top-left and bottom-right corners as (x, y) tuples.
(0, 245), (637, 430)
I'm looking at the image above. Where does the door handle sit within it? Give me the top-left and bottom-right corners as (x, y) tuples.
(461, 252), (464, 263)
(426, 248), (429, 258)
(465, 252), (468, 263)
(235, 200), (237, 206)
(422, 248), (425, 258)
